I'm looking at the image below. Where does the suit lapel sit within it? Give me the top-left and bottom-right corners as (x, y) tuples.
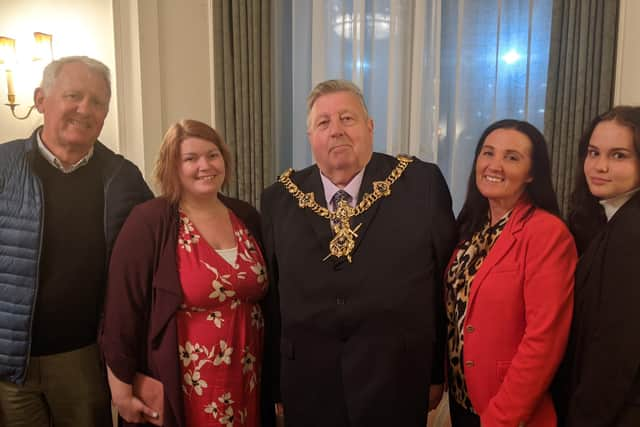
(297, 167), (334, 255)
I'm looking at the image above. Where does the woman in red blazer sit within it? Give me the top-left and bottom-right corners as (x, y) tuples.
(445, 119), (577, 427)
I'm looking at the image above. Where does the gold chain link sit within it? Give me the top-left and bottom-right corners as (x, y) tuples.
(277, 155), (413, 262)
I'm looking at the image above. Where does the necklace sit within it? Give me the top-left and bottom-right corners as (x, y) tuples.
(278, 155), (413, 262)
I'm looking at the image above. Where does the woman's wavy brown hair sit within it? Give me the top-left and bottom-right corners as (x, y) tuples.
(154, 119), (233, 204)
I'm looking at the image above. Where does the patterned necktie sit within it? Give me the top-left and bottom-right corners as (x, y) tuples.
(330, 190), (352, 228)
(331, 190), (353, 211)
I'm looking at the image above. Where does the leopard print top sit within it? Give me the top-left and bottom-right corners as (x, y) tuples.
(445, 212), (510, 412)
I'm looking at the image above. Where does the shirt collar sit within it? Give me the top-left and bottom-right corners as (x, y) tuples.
(320, 168), (365, 210)
(599, 187), (640, 221)
(37, 131), (94, 174)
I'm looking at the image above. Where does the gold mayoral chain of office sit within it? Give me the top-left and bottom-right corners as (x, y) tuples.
(278, 155), (413, 263)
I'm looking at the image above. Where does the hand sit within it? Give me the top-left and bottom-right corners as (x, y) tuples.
(275, 402), (284, 416)
(275, 403), (285, 427)
(107, 365), (160, 424)
(113, 394), (160, 424)
(428, 384), (444, 411)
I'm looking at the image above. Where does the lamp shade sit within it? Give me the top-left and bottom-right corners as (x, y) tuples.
(33, 32), (53, 62)
(0, 36), (16, 66)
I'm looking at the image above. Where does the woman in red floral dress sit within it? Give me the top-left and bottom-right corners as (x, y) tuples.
(177, 207), (266, 426)
(101, 119), (268, 427)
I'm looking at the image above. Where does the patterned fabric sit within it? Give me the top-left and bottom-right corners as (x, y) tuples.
(176, 210), (267, 427)
(330, 190), (353, 211)
(330, 190), (353, 228)
(445, 212), (510, 411)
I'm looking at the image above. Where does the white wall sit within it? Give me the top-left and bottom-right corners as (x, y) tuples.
(112, 0), (214, 180)
(0, 0), (118, 151)
(615, 0), (640, 106)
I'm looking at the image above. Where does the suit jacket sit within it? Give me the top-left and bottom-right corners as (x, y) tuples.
(260, 152), (457, 427)
(99, 196), (268, 427)
(452, 200), (576, 427)
(555, 191), (640, 427)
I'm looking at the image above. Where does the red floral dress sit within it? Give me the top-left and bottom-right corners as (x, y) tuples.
(176, 210), (267, 427)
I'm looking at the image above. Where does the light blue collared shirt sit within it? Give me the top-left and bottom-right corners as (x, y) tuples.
(37, 131), (94, 174)
(320, 168), (365, 211)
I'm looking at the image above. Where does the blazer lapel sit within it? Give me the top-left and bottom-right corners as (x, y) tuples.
(467, 202), (529, 311)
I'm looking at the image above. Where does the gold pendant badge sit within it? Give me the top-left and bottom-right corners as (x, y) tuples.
(278, 155), (413, 262)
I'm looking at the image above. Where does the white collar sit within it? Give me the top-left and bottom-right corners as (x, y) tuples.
(37, 131), (94, 174)
(599, 187), (640, 221)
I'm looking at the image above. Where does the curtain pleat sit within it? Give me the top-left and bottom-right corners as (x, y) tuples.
(213, 0), (272, 207)
(544, 0), (618, 216)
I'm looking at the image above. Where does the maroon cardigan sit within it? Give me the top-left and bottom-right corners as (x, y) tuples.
(100, 196), (262, 427)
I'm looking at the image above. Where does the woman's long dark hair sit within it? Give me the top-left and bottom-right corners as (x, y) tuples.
(568, 106), (640, 253)
(456, 119), (560, 240)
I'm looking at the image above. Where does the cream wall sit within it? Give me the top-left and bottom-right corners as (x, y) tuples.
(112, 0), (214, 180)
(0, 0), (118, 150)
(615, 0), (640, 106)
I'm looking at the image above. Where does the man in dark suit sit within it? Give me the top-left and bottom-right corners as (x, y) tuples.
(261, 79), (457, 427)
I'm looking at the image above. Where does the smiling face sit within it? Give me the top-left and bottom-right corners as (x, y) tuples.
(307, 91), (374, 186)
(34, 61), (110, 156)
(584, 120), (640, 199)
(475, 128), (533, 214)
(178, 137), (226, 201)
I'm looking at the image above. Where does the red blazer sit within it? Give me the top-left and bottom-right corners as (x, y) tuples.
(449, 200), (576, 427)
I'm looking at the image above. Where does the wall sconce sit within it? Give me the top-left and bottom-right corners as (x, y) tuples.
(0, 32), (53, 120)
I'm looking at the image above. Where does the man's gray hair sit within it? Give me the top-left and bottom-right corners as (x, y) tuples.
(40, 56), (111, 99)
(306, 79), (369, 129)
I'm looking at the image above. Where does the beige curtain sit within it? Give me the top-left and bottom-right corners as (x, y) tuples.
(544, 0), (619, 216)
(213, 0), (273, 207)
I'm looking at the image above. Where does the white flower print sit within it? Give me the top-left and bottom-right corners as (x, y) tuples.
(249, 374), (256, 392)
(179, 341), (200, 367)
(250, 306), (264, 329)
(238, 249), (253, 265)
(220, 406), (235, 426)
(204, 401), (219, 419)
(202, 261), (236, 302)
(230, 298), (241, 310)
(250, 262), (266, 284)
(214, 340), (233, 366)
(209, 279), (236, 302)
(239, 408), (248, 424)
(240, 347), (256, 374)
(218, 392), (234, 406)
(179, 216), (200, 252)
(184, 370), (208, 396)
(206, 311), (224, 328)
(180, 343), (216, 398)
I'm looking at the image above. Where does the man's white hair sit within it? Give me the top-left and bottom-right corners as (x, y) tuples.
(40, 56), (111, 100)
